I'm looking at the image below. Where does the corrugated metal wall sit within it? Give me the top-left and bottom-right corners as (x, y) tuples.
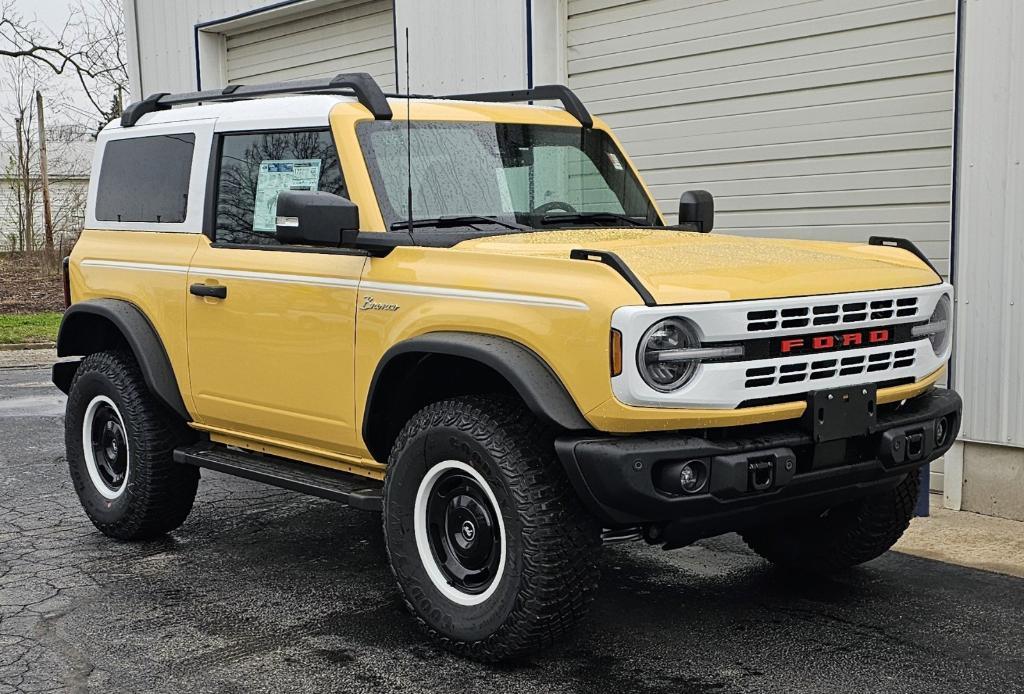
(225, 0), (395, 89)
(953, 0), (1024, 447)
(127, 0), (396, 96)
(567, 0), (957, 278)
(129, 0), (264, 95)
(396, 0), (528, 93)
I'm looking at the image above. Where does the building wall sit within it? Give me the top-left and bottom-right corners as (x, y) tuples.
(395, 0), (529, 93)
(946, 0), (1024, 518)
(0, 177), (90, 251)
(565, 0), (957, 279)
(124, 0), (268, 98)
(124, 0), (529, 99)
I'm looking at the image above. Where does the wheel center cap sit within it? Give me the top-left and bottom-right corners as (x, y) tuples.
(460, 520), (476, 541)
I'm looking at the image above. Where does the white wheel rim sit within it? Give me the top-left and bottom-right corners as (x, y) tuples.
(413, 460), (507, 606)
(82, 395), (130, 500)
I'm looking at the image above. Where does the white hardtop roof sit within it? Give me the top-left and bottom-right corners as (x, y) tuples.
(103, 93), (576, 135)
(104, 94), (351, 132)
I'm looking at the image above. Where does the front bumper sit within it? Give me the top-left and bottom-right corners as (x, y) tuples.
(556, 388), (961, 544)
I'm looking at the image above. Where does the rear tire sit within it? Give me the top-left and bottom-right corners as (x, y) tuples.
(740, 471), (920, 573)
(382, 395), (601, 662)
(65, 351), (199, 540)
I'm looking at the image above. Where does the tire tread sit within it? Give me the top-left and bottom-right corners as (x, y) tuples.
(383, 394), (600, 662)
(66, 351), (198, 540)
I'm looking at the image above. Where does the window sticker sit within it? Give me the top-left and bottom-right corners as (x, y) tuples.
(252, 159), (322, 232)
(606, 152), (624, 171)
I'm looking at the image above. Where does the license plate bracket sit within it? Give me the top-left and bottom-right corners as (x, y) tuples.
(804, 384), (878, 443)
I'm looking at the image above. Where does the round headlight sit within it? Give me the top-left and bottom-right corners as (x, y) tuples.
(913, 294), (952, 356)
(638, 318), (700, 392)
(927, 294), (952, 356)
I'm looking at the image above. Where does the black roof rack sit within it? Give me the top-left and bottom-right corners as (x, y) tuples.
(119, 74), (593, 130)
(120, 72), (393, 127)
(440, 85), (593, 128)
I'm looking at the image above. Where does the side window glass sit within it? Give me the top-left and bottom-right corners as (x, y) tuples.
(95, 133), (195, 223)
(213, 130), (344, 245)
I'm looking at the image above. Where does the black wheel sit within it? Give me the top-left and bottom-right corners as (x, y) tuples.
(382, 395), (601, 662)
(740, 471), (920, 573)
(65, 351), (199, 540)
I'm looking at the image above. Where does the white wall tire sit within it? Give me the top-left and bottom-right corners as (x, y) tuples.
(81, 394), (130, 500)
(383, 394), (601, 662)
(65, 351), (199, 540)
(413, 459), (507, 607)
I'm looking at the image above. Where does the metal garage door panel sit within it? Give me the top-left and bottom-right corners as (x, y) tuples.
(567, 0), (956, 273)
(225, 0), (395, 90)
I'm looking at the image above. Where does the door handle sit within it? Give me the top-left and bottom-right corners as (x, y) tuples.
(190, 283), (227, 299)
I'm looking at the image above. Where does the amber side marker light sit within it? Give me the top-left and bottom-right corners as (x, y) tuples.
(610, 329), (623, 376)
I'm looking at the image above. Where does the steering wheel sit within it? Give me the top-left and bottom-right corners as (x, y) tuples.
(532, 200), (578, 216)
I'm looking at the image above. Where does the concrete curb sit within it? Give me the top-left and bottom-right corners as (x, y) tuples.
(0, 342), (56, 351)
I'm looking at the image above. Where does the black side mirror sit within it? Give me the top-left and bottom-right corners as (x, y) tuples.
(275, 190), (359, 246)
(678, 190), (714, 233)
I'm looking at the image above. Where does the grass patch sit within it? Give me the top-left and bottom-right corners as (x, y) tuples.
(0, 312), (63, 345)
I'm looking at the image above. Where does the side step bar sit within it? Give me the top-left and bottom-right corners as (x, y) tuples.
(174, 443), (383, 511)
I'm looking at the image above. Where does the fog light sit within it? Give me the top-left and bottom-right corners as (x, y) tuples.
(679, 460), (708, 494)
(935, 416), (951, 447)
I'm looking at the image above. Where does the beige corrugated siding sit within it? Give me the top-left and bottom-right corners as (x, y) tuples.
(567, 0), (957, 277)
(225, 0), (396, 90)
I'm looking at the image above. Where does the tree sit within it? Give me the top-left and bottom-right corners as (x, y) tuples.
(1, 60), (91, 256)
(0, 0), (128, 129)
(1, 59), (42, 253)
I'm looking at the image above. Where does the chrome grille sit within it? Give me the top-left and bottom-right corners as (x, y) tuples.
(746, 296), (920, 332)
(744, 348), (917, 389)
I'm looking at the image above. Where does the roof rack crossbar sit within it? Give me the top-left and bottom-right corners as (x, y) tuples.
(120, 72), (393, 127)
(440, 85), (594, 128)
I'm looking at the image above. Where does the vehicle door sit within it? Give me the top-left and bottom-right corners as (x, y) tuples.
(185, 127), (366, 457)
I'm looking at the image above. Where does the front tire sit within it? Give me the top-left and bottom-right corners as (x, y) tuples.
(740, 471), (920, 573)
(382, 395), (601, 662)
(65, 351), (199, 540)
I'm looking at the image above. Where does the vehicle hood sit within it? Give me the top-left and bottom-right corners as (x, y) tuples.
(453, 229), (941, 304)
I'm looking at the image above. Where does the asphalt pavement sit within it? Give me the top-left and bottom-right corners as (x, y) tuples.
(1, 364), (1022, 694)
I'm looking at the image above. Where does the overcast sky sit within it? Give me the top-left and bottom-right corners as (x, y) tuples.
(1, 0), (102, 139)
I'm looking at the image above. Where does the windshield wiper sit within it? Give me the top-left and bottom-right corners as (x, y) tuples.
(390, 215), (528, 231)
(540, 211), (649, 227)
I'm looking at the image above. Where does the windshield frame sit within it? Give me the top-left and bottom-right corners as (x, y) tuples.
(355, 120), (663, 234)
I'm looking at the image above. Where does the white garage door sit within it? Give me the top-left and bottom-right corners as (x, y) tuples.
(225, 0), (396, 90)
(567, 0), (956, 277)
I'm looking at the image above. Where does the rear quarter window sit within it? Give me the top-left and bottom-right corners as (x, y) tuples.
(95, 133), (196, 223)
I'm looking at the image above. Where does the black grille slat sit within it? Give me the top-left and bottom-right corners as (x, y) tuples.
(744, 293), (925, 332)
(744, 346), (916, 390)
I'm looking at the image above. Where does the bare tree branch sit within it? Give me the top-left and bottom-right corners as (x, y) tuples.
(0, 0), (128, 128)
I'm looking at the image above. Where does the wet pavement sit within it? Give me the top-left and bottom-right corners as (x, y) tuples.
(1, 365), (1023, 693)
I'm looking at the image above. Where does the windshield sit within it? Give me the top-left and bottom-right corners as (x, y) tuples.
(357, 121), (660, 231)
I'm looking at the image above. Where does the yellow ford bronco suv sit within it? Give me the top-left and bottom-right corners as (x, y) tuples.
(55, 73), (960, 661)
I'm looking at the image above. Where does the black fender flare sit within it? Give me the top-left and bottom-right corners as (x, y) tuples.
(54, 298), (190, 420)
(363, 332), (592, 461)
